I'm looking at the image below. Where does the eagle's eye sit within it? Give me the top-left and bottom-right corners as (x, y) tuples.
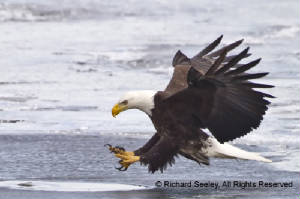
(120, 100), (128, 105)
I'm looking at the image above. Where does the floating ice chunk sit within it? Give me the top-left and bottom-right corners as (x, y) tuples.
(0, 181), (146, 192)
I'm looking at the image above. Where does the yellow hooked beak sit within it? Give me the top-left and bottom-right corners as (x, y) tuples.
(112, 103), (128, 117)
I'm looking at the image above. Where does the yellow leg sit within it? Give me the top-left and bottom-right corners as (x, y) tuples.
(105, 144), (139, 171)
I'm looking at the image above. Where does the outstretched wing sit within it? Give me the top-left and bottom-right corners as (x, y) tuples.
(158, 47), (274, 143)
(163, 35), (250, 98)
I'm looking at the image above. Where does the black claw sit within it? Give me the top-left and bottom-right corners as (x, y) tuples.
(115, 160), (128, 171)
(115, 165), (128, 171)
(115, 166), (123, 171)
(120, 166), (128, 171)
(115, 165), (122, 170)
(104, 144), (112, 148)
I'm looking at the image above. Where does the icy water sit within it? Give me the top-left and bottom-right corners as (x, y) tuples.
(0, 0), (299, 198)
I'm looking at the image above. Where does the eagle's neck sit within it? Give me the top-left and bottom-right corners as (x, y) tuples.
(130, 90), (156, 116)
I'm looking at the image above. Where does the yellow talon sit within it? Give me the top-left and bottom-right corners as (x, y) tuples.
(116, 155), (140, 171)
(105, 144), (139, 171)
(115, 154), (127, 159)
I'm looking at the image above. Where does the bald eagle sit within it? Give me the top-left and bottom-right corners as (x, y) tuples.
(106, 35), (274, 173)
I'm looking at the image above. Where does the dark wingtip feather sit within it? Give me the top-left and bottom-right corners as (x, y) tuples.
(217, 34), (224, 43)
(226, 58), (261, 76)
(224, 53), (251, 63)
(232, 39), (244, 49)
(244, 46), (250, 53)
(264, 93), (276, 98)
(208, 38), (244, 58)
(194, 35), (223, 58)
(241, 82), (275, 88)
(232, 72), (269, 81)
(257, 58), (262, 63)
(215, 35), (223, 43)
(237, 38), (244, 44)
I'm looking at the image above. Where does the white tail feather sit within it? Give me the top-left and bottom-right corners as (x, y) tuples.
(205, 137), (272, 163)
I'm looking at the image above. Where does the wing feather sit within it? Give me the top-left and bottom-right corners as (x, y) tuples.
(215, 47), (249, 75)
(208, 39), (244, 58)
(224, 53), (251, 63)
(159, 44), (274, 143)
(164, 36), (249, 97)
(192, 35), (223, 58)
(225, 58), (261, 76)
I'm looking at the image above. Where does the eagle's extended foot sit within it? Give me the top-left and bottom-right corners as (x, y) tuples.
(115, 154), (140, 171)
(105, 144), (140, 171)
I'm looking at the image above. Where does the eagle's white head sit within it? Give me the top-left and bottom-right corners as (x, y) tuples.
(112, 90), (156, 117)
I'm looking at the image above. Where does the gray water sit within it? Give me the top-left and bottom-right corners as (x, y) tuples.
(0, 0), (299, 198)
